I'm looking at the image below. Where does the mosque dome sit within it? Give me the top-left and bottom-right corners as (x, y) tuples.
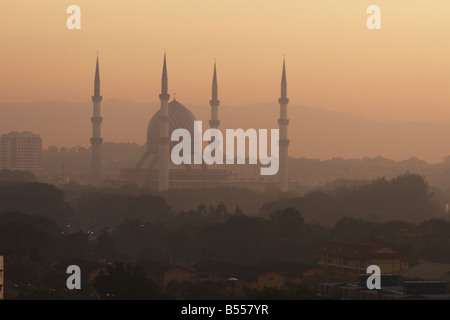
(147, 99), (196, 153)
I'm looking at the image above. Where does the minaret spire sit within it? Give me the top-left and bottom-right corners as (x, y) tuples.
(278, 57), (290, 192)
(158, 52), (170, 191)
(281, 57), (287, 98)
(212, 62), (218, 89)
(91, 55), (103, 186)
(162, 52), (168, 95)
(209, 61), (220, 129)
(94, 56), (100, 96)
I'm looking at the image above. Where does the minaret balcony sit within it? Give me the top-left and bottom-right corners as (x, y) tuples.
(91, 117), (103, 124)
(278, 119), (290, 126)
(209, 120), (220, 128)
(209, 100), (220, 107)
(159, 93), (170, 101)
(90, 137), (103, 145)
(92, 96), (103, 102)
(278, 98), (289, 104)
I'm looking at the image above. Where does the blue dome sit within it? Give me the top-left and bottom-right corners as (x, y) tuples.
(147, 100), (196, 153)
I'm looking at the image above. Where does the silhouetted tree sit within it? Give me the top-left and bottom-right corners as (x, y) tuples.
(95, 228), (118, 261)
(0, 169), (37, 182)
(59, 231), (89, 260)
(270, 207), (305, 236)
(75, 194), (170, 228)
(234, 206), (245, 216)
(93, 262), (161, 299)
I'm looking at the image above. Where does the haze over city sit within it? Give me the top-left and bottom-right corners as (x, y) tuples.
(3, 0), (450, 304)
(2, 1), (450, 164)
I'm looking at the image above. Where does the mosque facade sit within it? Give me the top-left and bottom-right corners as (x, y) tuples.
(94, 54), (291, 191)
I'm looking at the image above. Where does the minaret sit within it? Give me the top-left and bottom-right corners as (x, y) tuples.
(278, 58), (289, 192)
(209, 62), (220, 129)
(91, 55), (103, 186)
(158, 52), (170, 191)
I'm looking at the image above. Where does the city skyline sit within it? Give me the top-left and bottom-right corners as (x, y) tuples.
(2, 1), (450, 303)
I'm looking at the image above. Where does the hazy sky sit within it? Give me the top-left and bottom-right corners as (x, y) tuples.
(1, 1), (450, 122)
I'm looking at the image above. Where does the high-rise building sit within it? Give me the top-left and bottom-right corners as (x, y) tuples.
(0, 131), (42, 177)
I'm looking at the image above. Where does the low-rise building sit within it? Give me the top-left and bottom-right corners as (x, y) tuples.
(399, 260), (450, 281)
(137, 260), (194, 287)
(318, 275), (450, 300)
(254, 260), (315, 290)
(318, 241), (408, 279)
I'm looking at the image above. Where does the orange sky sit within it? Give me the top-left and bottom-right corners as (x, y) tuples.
(1, 0), (450, 123)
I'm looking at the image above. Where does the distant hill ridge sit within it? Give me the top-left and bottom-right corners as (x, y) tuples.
(1, 100), (450, 163)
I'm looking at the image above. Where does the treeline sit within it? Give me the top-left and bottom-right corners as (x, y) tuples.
(261, 173), (443, 226)
(0, 182), (71, 224)
(0, 172), (449, 298)
(0, 169), (37, 182)
(40, 142), (450, 197)
(96, 206), (318, 265)
(0, 172), (444, 233)
(4, 209), (450, 298)
(61, 173), (443, 227)
(90, 208), (450, 266)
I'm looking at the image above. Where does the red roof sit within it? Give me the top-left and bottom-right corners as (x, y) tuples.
(137, 260), (193, 275)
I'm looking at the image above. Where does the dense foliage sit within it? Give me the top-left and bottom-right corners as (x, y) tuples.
(0, 173), (449, 299)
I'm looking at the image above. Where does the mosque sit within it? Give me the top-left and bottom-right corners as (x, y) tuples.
(90, 54), (291, 192)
